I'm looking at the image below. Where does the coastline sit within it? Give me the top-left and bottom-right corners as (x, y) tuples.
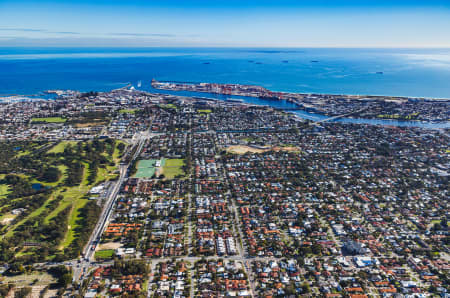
(152, 79), (450, 101)
(2, 48), (450, 99)
(1, 82), (449, 128)
(150, 80), (450, 124)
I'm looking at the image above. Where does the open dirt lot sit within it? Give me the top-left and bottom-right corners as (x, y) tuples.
(226, 145), (300, 154)
(97, 241), (122, 250)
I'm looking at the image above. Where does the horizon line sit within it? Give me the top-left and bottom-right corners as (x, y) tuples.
(1, 45), (450, 49)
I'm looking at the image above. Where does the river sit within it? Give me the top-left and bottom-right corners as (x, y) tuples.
(141, 84), (450, 129)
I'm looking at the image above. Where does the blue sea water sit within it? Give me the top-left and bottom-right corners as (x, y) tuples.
(1, 47), (450, 99)
(0, 47), (449, 128)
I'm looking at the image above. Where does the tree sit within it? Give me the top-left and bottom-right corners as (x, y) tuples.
(312, 243), (322, 255)
(97, 284), (105, 293)
(42, 166), (61, 183)
(14, 287), (32, 298)
(301, 282), (311, 293)
(429, 285), (437, 293)
(285, 284), (296, 295)
(65, 162), (84, 186)
(0, 284), (15, 297)
(9, 262), (25, 275)
(49, 265), (72, 287)
(117, 142), (125, 152)
(60, 273), (72, 288)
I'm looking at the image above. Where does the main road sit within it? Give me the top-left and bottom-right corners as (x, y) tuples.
(73, 135), (147, 283)
(73, 163), (127, 283)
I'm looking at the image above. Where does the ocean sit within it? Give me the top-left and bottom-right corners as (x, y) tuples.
(1, 47), (450, 99)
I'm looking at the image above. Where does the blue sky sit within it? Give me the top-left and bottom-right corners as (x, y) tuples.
(0, 0), (449, 47)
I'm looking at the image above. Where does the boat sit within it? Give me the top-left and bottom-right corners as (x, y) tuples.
(376, 72), (384, 74)
(137, 80), (142, 88)
(311, 60), (319, 63)
(203, 62), (210, 65)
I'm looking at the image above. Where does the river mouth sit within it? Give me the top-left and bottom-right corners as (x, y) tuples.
(4, 81), (448, 129)
(139, 84), (450, 129)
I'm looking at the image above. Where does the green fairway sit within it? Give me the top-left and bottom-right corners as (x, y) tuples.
(61, 198), (89, 248)
(5, 192), (61, 238)
(95, 249), (115, 259)
(32, 164), (67, 187)
(1, 138), (121, 260)
(112, 140), (127, 163)
(197, 109), (212, 114)
(56, 159), (117, 248)
(0, 183), (10, 198)
(47, 141), (77, 154)
(16, 150), (31, 157)
(162, 158), (185, 179)
(31, 117), (66, 123)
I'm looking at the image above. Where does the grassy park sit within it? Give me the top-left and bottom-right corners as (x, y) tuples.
(159, 103), (177, 109)
(162, 158), (185, 179)
(31, 117), (67, 123)
(95, 249), (115, 260)
(119, 108), (139, 114)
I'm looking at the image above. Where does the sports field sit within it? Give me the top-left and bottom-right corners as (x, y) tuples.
(31, 117), (67, 123)
(134, 159), (165, 178)
(119, 109), (139, 114)
(162, 158), (185, 179)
